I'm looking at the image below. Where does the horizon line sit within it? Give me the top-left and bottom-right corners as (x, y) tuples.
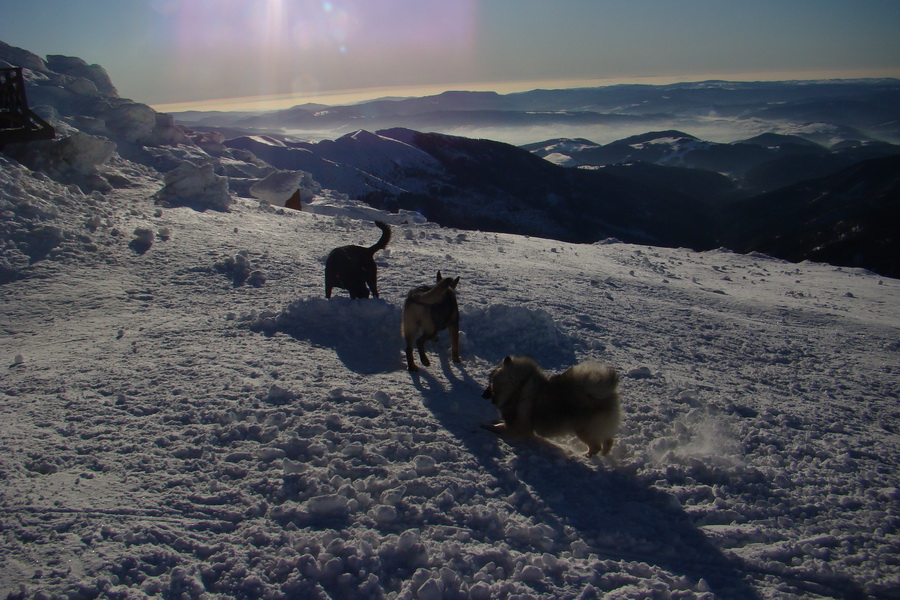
(150, 68), (900, 114)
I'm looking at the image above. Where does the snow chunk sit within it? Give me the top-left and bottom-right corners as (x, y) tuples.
(413, 455), (437, 475)
(6, 132), (116, 189)
(517, 565), (545, 583)
(306, 494), (351, 517)
(130, 226), (154, 253)
(370, 504), (398, 524)
(250, 169), (320, 206)
(154, 162), (233, 211)
(215, 250), (265, 286)
(260, 384), (298, 405)
(416, 578), (443, 600)
(626, 366), (654, 379)
(56, 132), (117, 174)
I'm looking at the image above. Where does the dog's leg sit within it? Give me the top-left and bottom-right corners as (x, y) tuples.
(405, 341), (418, 371)
(600, 438), (614, 456)
(449, 322), (462, 363)
(481, 421), (534, 440)
(366, 267), (379, 298)
(577, 428), (606, 457)
(415, 334), (430, 367)
(581, 436), (614, 457)
(349, 277), (370, 299)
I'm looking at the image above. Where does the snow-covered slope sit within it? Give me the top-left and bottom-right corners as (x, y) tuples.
(1, 152), (899, 599)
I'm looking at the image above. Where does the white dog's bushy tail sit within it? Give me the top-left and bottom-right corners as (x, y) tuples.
(565, 361), (620, 406)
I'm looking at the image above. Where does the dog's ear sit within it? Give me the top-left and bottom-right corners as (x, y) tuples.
(503, 355), (513, 365)
(451, 276), (460, 289)
(435, 271), (442, 282)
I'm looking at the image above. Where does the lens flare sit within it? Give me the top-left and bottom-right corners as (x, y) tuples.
(154, 0), (478, 103)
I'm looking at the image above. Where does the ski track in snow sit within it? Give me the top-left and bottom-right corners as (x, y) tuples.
(1, 171), (899, 600)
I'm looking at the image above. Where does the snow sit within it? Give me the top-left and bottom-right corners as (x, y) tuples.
(541, 152), (578, 167)
(249, 170), (307, 206)
(153, 161), (233, 212)
(1, 40), (899, 596)
(1, 150), (898, 599)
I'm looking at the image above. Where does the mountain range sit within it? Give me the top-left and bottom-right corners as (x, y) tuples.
(3, 38), (899, 278)
(173, 80), (900, 145)
(217, 126), (900, 277)
(171, 78), (900, 278)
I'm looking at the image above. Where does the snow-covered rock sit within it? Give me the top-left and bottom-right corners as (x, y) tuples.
(249, 169), (320, 206)
(45, 54), (118, 97)
(153, 161), (233, 211)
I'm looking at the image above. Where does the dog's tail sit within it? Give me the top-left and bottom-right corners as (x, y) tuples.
(369, 221), (391, 254)
(566, 362), (620, 407)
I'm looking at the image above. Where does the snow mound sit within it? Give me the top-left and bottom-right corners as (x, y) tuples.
(0, 154), (124, 281)
(250, 169), (320, 206)
(214, 250), (265, 287)
(306, 198), (428, 226)
(4, 131), (117, 191)
(463, 304), (576, 368)
(45, 53), (118, 96)
(153, 162), (234, 211)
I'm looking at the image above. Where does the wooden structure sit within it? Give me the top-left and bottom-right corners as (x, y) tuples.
(0, 67), (54, 144)
(285, 189), (303, 211)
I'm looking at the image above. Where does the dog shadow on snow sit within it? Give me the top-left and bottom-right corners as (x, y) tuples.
(254, 296), (406, 374)
(413, 353), (767, 600)
(492, 446), (765, 599)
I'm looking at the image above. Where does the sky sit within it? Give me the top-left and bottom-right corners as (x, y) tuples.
(2, 0), (900, 111)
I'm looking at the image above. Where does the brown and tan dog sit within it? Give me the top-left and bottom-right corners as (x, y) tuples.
(401, 271), (461, 371)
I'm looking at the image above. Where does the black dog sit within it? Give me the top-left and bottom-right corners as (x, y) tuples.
(324, 221), (391, 299)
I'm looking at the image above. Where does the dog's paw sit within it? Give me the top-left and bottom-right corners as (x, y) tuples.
(480, 422), (506, 435)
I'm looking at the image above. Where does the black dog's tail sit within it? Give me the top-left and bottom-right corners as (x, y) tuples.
(368, 221), (391, 254)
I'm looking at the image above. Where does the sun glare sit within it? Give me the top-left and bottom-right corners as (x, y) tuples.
(155, 0), (480, 108)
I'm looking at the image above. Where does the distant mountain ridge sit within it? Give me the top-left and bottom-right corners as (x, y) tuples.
(225, 128), (717, 249)
(223, 127), (900, 277)
(172, 79), (900, 145)
(525, 129), (900, 196)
